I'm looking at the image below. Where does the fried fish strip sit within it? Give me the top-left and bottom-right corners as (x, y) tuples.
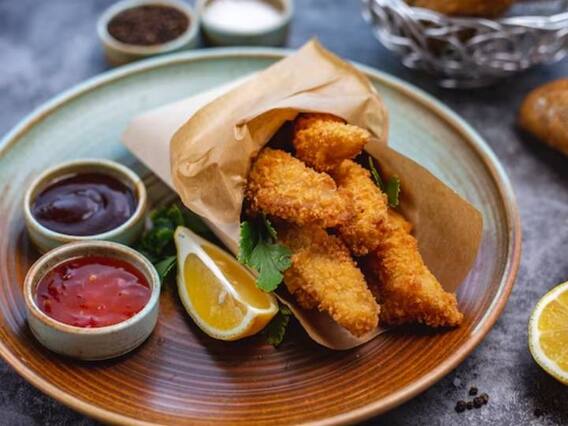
(293, 113), (370, 173)
(363, 210), (463, 327)
(246, 148), (350, 228)
(278, 223), (379, 337)
(331, 160), (389, 256)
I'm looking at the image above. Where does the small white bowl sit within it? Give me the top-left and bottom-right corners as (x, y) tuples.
(97, 0), (200, 66)
(198, 0), (293, 47)
(24, 159), (147, 254)
(24, 240), (160, 360)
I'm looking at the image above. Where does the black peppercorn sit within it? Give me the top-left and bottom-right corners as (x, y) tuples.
(473, 397), (483, 408)
(455, 400), (467, 413)
(480, 393), (489, 404)
(469, 386), (478, 396)
(466, 401), (473, 410)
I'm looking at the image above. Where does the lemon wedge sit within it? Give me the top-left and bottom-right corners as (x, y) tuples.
(174, 226), (278, 340)
(529, 281), (568, 385)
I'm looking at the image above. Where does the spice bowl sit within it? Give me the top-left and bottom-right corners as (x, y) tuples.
(97, 0), (199, 66)
(198, 0), (293, 47)
(24, 159), (147, 254)
(24, 240), (160, 360)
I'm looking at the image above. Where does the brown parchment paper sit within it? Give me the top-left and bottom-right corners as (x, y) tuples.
(123, 40), (482, 350)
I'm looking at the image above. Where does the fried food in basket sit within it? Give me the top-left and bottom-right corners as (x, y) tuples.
(519, 79), (568, 157)
(278, 223), (379, 337)
(406, 0), (515, 17)
(246, 148), (350, 228)
(332, 159), (389, 256)
(362, 210), (463, 327)
(293, 113), (370, 173)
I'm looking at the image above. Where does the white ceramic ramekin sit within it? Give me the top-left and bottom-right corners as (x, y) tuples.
(97, 0), (200, 66)
(24, 240), (160, 360)
(24, 158), (147, 254)
(198, 0), (293, 47)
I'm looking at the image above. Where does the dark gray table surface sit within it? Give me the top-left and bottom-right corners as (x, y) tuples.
(1, 0), (567, 425)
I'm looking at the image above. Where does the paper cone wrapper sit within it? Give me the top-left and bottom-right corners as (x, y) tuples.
(123, 40), (482, 349)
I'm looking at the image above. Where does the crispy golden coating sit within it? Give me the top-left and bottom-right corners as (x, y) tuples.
(332, 160), (389, 256)
(519, 79), (568, 156)
(407, 0), (514, 17)
(293, 113), (370, 173)
(278, 223), (379, 337)
(246, 148), (350, 228)
(363, 210), (463, 327)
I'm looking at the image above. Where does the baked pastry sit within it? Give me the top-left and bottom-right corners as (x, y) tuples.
(519, 79), (568, 156)
(406, 0), (515, 17)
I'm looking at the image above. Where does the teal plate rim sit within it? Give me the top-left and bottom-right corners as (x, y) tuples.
(0, 47), (521, 425)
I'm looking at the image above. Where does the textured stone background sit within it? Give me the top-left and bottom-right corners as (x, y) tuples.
(1, 0), (567, 425)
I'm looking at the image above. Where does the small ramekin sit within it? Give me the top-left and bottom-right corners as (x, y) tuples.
(24, 240), (160, 360)
(97, 0), (200, 66)
(198, 0), (293, 47)
(24, 159), (147, 254)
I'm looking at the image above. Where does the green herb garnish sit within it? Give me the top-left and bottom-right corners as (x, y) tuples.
(265, 304), (292, 346)
(368, 156), (401, 207)
(385, 175), (401, 208)
(137, 203), (215, 282)
(238, 216), (292, 292)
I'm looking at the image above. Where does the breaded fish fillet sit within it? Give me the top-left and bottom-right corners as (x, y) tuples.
(293, 113), (370, 172)
(363, 210), (463, 327)
(246, 148), (350, 228)
(278, 223), (379, 337)
(332, 160), (389, 256)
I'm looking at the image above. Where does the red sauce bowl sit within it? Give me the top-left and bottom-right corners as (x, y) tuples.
(24, 240), (160, 360)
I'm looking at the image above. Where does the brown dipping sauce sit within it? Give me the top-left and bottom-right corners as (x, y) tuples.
(31, 173), (137, 236)
(107, 5), (190, 46)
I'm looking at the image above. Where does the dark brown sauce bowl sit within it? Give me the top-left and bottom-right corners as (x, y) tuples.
(24, 159), (147, 253)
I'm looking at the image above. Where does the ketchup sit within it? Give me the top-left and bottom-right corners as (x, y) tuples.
(35, 256), (151, 328)
(31, 173), (137, 236)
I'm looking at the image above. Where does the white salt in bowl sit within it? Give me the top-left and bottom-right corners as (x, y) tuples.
(198, 0), (293, 47)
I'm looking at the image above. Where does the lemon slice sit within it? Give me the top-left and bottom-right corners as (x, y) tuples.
(174, 226), (278, 341)
(529, 281), (568, 385)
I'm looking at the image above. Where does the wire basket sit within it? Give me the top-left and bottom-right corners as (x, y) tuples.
(362, 0), (568, 87)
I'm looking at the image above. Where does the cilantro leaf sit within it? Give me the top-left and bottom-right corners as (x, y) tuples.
(367, 155), (401, 207)
(154, 255), (177, 282)
(368, 156), (385, 191)
(238, 218), (292, 292)
(265, 304), (292, 346)
(386, 176), (401, 207)
(238, 221), (257, 265)
(249, 243), (292, 292)
(137, 202), (216, 283)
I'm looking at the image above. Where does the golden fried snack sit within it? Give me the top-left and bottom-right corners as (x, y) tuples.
(331, 160), (389, 256)
(406, 0), (514, 17)
(363, 210), (463, 327)
(519, 79), (568, 156)
(246, 148), (350, 228)
(278, 223), (379, 337)
(293, 113), (370, 173)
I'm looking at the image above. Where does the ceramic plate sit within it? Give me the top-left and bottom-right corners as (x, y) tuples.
(0, 49), (520, 425)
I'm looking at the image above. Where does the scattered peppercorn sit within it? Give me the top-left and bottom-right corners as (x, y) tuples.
(473, 397), (484, 408)
(469, 386), (478, 396)
(480, 393), (489, 404)
(107, 5), (189, 46)
(534, 408), (544, 417)
(466, 401), (473, 410)
(455, 401), (467, 413)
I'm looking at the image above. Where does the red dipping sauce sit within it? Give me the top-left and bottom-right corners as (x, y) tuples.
(35, 256), (151, 328)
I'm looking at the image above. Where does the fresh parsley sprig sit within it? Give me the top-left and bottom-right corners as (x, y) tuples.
(264, 304), (292, 346)
(137, 203), (216, 282)
(368, 156), (401, 207)
(238, 215), (292, 293)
